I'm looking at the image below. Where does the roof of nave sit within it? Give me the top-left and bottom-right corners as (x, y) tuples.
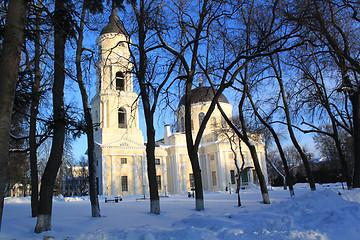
(178, 86), (229, 107)
(100, 7), (129, 36)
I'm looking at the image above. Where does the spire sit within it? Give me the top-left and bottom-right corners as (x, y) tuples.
(110, 5), (119, 22)
(100, 5), (128, 36)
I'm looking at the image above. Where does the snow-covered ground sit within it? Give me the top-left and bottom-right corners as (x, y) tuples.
(1, 183), (359, 240)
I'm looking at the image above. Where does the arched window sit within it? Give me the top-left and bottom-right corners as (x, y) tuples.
(94, 111), (99, 131)
(116, 71), (125, 91)
(198, 112), (205, 127)
(180, 117), (185, 132)
(95, 111), (99, 122)
(211, 117), (217, 129)
(221, 116), (227, 128)
(118, 107), (126, 128)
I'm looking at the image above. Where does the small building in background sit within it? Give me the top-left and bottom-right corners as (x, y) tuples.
(61, 166), (89, 196)
(7, 182), (31, 197)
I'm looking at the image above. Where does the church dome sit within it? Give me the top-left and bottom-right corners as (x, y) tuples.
(100, 8), (129, 36)
(178, 86), (229, 107)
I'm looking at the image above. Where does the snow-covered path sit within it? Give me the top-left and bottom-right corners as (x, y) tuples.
(1, 184), (359, 240)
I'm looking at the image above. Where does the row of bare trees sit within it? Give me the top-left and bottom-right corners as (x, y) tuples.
(0, 0), (359, 234)
(127, 0), (359, 210)
(0, 0), (107, 232)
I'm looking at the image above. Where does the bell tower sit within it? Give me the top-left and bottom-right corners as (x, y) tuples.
(91, 7), (146, 196)
(91, 7), (144, 148)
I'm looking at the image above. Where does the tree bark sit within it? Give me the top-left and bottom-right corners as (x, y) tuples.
(0, 0), (27, 230)
(248, 145), (270, 203)
(189, 148), (205, 211)
(234, 138), (244, 206)
(184, 77), (205, 211)
(76, 3), (100, 218)
(29, 0), (42, 218)
(351, 91), (360, 187)
(35, 0), (66, 233)
(144, 113), (160, 214)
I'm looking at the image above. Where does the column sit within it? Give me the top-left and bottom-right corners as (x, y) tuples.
(109, 65), (113, 89)
(134, 155), (138, 194)
(215, 152), (220, 189)
(206, 155), (211, 190)
(102, 154), (107, 195)
(181, 154), (187, 192)
(103, 100), (107, 128)
(162, 156), (167, 194)
(173, 154), (180, 193)
(219, 151), (226, 190)
(111, 155), (116, 195)
(224, 151), (230, 188)
(142, 154), (148, 196)
(199, 155), (206, 190)
(170, 155), (175, 193)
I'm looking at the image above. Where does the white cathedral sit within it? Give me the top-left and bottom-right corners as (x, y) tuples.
(90, 9), (268, 196)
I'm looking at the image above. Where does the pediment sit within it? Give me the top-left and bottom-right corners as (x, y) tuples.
(103, 136), (144, 148)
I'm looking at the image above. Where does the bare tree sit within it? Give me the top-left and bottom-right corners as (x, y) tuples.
(128, 0), (178, 214)
(247, 91), (295, 196)
(0, 0), (28, 230)
(75, 0), (101, 218)
(269, 54), (316, 191)
(215, 80), (271, 203)
(223, 131), (245, 206)
(29, 0), (43, 218)
(157, 0), (254, 210)
(285, 0), (360, 187)
(288, 51), (353, 189)
(157, 0), (304, 208)
(35, 0), (68, 233)
(157, 0), (227, 211)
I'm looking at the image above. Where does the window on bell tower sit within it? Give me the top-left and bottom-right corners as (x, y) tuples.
(116, 71), (125, 91)
(118, 107), (126, 128)
(221, 116), (227, 128)
(180, 117), (185, 132)
(198, 112), (205, 127)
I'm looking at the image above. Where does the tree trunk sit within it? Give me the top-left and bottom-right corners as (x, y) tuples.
(217, 102), (270, 204)
(271, 134), (295, 196)
(184, 80), (205, 211)
(351, 91), (360, 188)
(273, 56), (316, 191)
(35, 0), (66, 233)
(141, 95), (160, 214)
(248, 93), (294, 196)
(249, 145), (270, 203)
(334, 135), (352, 189)
(75, 3), (100, 218)
(29, 0), (42, 218)
(0, 0), (27, 230)
(237, 67), (270, 204)
(144, 115), (160, 214)
(131, 0), (161, 214)
(234, 140), (244, 207)
(188, 148), (205, 211)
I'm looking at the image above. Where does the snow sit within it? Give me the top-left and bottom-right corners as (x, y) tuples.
(1, 184), (359, 240)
